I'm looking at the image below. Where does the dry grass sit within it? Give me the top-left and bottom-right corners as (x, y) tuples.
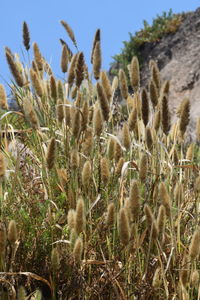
(0, 21), (199, 300)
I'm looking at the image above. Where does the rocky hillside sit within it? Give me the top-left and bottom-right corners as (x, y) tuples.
(110, 7), (200, 141)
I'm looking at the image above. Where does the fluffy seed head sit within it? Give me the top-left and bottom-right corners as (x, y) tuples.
(68, 53), (78, 86)
(5, 49), (24, 87)
(82, 161), (91, 188)
(150, 60), (161, 91)
(8, 220), (18, 245)
(114, 141), (122, 163)
(93, 106), (103, 137)
(67, 209), (76, 230)
(72, 109), (81, 139)
(56, 99), (64, 124)
(149, 79), (158, 108)
(139, 153), (148, 182)
(153, 110), (161, 132)
(30, 69), (43, 97)
(128, 107), (137, 132)
(0, 222), (6, 256)
(189, 229), (200, 260)
(129, 56), (140, 90)
(96, 82), (109, 121)
(60, 20), (77, 48)
(50, 75), (57, 100)
(22, 21), (30, 51)
(119, 69), (128, 100)
(141, 88), (149, 127)
(106, 203), (115, 227)
(93, 41), (101, 80)
(73, 237), (83, 263)
(115, 157), (124, 177)
(81, 100), (89, 131)
(91, 29), (100, 64)
(33, 42), (43, 71)
(122, 123), (131, 150)
(100, 157), (110, 185)
(46, 137), (56, 170)
(144, 204), (158, 239)
(159, 182), (171, 217)
(161, 94), (170, 135)
(145, 127), (153, 152)
(70, 149), (80, 170)
(75, 52), (85, 88)
(107, 138), (115, 160)
(129, 180), (140, 221)
(118, 207), (130, 246)
(100, 71), (112, 102)
(61, 44), (68, 73)
(157, 205), (166, 236)
(23, 99), (40, 129)
(179, 98), (190, 139)
(75, 198), (85, 235)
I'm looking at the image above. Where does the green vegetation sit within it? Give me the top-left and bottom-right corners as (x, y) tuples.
(0, 19), (199, 300)
(112, 9), (184, 72)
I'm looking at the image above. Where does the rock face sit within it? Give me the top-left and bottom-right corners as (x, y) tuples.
(110, 7), (200, 141)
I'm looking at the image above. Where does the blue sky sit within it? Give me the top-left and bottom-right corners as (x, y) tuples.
(0, 0), (199, 85)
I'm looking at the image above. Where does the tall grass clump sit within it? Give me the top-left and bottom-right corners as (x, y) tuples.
(0, 18), (199, 300)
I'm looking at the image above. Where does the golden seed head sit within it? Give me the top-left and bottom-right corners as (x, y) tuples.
(150, 60), (161, 91)
(8, 220), (18, 245)
(51, 247), (60, 272)
(30, 69), (43, 97)
(129, 180), (140, 221)
(189, 229), (200, 260)
(75, 198), (85, 235)
(145, 127), (153, 152)
(46, 137), (56, 170)
(180, 255), (190, 287)
(115, 157), (124, 177)
(139, 153), (148, 182)
(70, 149), (80, 170)
(93, 41), (101, 80)
(106, 203), (115, 227)
(114, 141), (122, 163)
(68, 53), (78, 86)
(73, 237), (83, 263)
(57, 80), (64, 100)
(118, 207), (130, 246)
(33, 42), (43, 71)
(23, 99), (40, 130)
(100, 157), (110, 185)
(144, 204), (158, 239)
(122, 123), (131, 150)
(56, 99), (64, 124)
(153, 110), (161, 132)
(119, 69), (128, 100)
(96, 82), (109, 121)
(128, 107), (137, 132)
(157, 205), (166, 236)
(81, 100), (89, 131)
(159, 182), (171, 217)
(100, 71), (112, 102)
(60, 20), (77, 48)
(61, 44), (68, 73)
(179, 98), (190, 139)
(0, 84), (8, 110)
(129, 56), (140, 90)
(93, 106), (103, 137)
(91, 29), (100, 64)
(50, 75), (57, 100)
(72, 109), (81, 139)
(5, 49), (24, 87)
(107, 138), (115, 160)
(82, 161), (91, 188)
(67, 209), (76, 230)
(75, 52), (85, 88)
(149, 79), (158, 108)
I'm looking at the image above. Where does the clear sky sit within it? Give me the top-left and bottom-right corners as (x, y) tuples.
(0, 0), (199, 85)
